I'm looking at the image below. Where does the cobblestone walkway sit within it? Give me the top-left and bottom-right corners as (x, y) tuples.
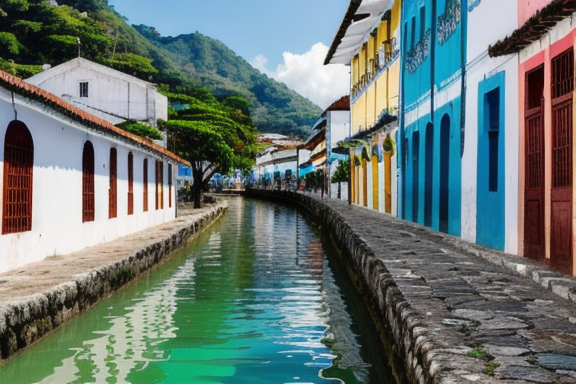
(312, 194), (576, 383)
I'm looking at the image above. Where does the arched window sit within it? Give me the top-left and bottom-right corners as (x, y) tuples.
(127, 152), (134, 215)
(82, 141), (95, 222)
(2, 120), (34, 234)
(109, 148), (117, 219)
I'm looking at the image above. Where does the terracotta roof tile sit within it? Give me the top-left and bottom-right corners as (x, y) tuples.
(0, 70), (189, 165)
(324, 95), (350, 114)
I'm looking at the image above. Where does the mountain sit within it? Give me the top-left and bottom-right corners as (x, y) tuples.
(0, 0), (321, 137)
(134, 26), (322, 137)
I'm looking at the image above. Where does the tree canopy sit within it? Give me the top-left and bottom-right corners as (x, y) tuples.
(161, 91), (258, 207)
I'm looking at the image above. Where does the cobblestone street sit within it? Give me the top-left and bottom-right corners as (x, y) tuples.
(307, 193), (576, 383)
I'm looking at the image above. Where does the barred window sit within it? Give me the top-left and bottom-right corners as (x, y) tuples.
(82, 141), (95, 222)
(143, 158), (148, 212)
(127, 152), (134, 215)
(168, 164), (173, 208)
(155, 160), (163, 210)
(79, 82), (89, 98)
(2, 120), (34, 234)
(109, 148), (117, 218)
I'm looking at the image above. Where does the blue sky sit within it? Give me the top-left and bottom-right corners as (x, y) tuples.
(108, 0), (351, 108)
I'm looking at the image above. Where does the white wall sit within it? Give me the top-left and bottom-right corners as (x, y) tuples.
(462, 0), (519, 254)
(327, 110), (350, 150)
(0, 88), (177, 273)
(28, 59), (167, 127)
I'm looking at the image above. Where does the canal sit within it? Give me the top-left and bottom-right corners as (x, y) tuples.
(0, 197), (395, 384)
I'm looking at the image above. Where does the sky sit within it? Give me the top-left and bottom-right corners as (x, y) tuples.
(107, 0), (351, 109)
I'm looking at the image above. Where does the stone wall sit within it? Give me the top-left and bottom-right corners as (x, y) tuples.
(0, 203), (227, 362)
(244, 189), (432, 384)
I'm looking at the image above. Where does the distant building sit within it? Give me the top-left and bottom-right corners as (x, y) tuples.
(26, 57), (168, 128)
(0, 70), (187, 274)
(254, 134), (304, 189)
(299, 96), (350, 199)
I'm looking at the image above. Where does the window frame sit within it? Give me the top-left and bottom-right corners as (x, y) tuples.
(79, 81), (89, 98)
(2, 120), (34, 234)
(82, 141), (95, 222)
(109, 147), (117, 219)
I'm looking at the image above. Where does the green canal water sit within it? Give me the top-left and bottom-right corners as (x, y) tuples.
(0, 197), (394, 384)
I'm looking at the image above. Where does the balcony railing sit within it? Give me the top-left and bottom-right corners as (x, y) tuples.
(352, 39), (399, 99)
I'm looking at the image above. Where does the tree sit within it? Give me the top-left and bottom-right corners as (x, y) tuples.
(0, 0), (29, 18)
(331, 159), (350, 200)
(161, 91), (257, 208)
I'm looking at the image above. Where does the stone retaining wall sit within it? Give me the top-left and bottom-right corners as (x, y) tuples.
(0, 203), (227, 362)
(244, 189), (433, 384)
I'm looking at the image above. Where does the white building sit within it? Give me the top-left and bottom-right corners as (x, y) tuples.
(26, 57), (168, 128)
(0, 70), (187, 274)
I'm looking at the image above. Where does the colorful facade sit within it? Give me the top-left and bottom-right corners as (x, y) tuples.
(490, 0), (576, 274)
(399, 0), (520, 253)
(325, 0), (401, 216)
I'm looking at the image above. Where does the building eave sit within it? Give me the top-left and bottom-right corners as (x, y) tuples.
(324, 0), (393, 65)
(489, 0), (576, 57)
(0, 70), (189, 166)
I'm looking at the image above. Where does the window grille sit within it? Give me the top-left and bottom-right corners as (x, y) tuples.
(128, 152), (134, 215)
(143, 159), (148, 212)
(109, 148), (117, 218)
(525, 66), (544, 190)
(2, 121), (34, 234)
(168, 164), (173, 208)
(82, 141), (95, 222)
(155, 160), (163, 210)
(79, 82), (89, 98)
(551, 48), (574, 189)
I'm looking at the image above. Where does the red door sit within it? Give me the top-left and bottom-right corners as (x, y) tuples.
(524, 67), (545, 261)
(550, 48), (573, 275)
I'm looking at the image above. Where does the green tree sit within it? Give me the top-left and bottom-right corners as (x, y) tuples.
(0, 0), (29, 18)
(161, 91), (257, 208)
(331, 159), (350, 199)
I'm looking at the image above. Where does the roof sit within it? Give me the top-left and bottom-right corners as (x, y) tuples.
(27, 57), (155, 88)
(489, 0), (576, 57)
(322, 95), (350, 116)
(301, 126), (326, 151)
(325, 0), (393, 65)
(0, 70), (189, 165)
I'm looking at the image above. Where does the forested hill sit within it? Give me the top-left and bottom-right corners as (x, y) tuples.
(134, 26), (322, 137)
(0, 0), (321, 137)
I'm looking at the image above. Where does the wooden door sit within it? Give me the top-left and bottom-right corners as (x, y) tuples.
(550, 49), (573, 274)
(524, 66), (545, 261)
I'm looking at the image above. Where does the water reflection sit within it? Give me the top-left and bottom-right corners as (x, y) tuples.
(0, 198), (388, 384)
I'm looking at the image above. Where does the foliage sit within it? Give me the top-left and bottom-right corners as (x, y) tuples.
(116, 121), (163, 141)
(0, 32), (22, 56)
(0, 58), (42, 77)
(467, 347), (500, 376)
(331, 159), (350, 184)
(161, 91), (257, 207)
(162, 119), (233, 170)
(102, 53), (158, 80)
(0, 0), (320, 141)
(0, 0), (29, 18)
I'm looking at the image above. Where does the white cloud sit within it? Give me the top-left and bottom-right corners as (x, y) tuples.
(251, 43), (349, 110)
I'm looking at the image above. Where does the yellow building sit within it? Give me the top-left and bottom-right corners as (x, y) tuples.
(325, 0), (401, 215)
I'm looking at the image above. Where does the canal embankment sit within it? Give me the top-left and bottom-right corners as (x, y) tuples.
(0, 201), (227, 363)
(244, 188), (576, 384)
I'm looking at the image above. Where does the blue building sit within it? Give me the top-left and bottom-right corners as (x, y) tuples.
(399, 0), (466, 235)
